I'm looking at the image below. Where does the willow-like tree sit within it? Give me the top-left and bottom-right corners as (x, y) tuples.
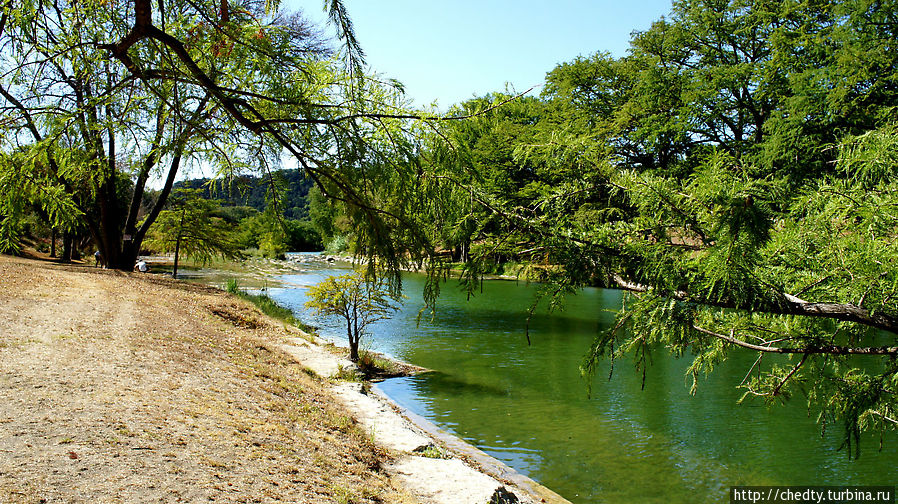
(418, 0), (898, 455)
(0, 0), (433, 274)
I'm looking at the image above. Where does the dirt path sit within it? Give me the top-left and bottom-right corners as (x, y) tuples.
(0, 255), (571, 504)
(0, 256), (416, 503)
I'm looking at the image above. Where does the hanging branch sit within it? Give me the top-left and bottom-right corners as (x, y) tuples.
(692, 325), (898, 356)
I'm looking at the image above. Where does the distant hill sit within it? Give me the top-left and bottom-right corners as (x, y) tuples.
(174, 170), (314, 220)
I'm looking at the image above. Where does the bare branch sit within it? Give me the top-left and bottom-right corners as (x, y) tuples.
(692, 324), (898, 356)
(612, 275), (898, 335)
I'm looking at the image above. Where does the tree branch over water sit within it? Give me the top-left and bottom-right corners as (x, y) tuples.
(612, 275), (898, 336)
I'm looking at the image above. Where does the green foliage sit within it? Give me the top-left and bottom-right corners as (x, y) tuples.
(333, 364), (363, 382)
(226, 277), (241, 295)
(233, 212), (314, 258)
(0, 0), (422, 272)
(0, 216), (23, 255)
(201, 202), (324, 257)
(176, 170), (316, 220)
(414, 444), (448, 460)
(573, 126), (898, 453)
(304, 271), (401, 362)
(325, 234), (350, 253)
(213, 206), (259, 225)
(356, 350), (397, 376)
(258, 227), (288, 260)
(308, 185), (340, 244)
(409, 0), (898, 453)
(143, 189), (239, 276)
(284, 219), (323, 252)
(0, 150), (84, 254)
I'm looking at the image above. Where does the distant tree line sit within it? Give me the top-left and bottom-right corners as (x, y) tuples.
(165, 169), (358, 255)
(2, 167), (335, 261)
(174, 170), (314, 220)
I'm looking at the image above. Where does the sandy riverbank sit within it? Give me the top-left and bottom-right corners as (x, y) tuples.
(0, 255), (566, 504)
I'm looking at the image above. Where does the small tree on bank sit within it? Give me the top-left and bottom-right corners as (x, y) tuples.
(143, 189), (238, 278)
(304, 271), (401, 362)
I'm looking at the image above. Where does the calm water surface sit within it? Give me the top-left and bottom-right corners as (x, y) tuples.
(257, 258), (897, 503)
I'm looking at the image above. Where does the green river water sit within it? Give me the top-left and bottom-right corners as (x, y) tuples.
(191, 259), (897, 503)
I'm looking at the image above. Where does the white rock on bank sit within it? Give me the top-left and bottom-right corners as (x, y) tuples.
(388, 456), (506, 504)
(279, 340), (354, 379)
(332, 382), (432, 452)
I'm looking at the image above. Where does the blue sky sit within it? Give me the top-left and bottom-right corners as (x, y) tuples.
(286, 1), (674, 110)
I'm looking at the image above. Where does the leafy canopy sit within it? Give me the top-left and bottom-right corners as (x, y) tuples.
(406, 0), (898, 455)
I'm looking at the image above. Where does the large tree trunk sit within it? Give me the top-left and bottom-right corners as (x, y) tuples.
(86, 92), (202, 273)
(61, 232), (72, 263)
(91, 217), (142, 272)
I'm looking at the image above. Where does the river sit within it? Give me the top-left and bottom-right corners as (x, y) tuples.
(187, 257), (898, 503)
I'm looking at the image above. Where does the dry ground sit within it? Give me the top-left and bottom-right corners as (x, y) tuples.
(0, 255), (417, 504)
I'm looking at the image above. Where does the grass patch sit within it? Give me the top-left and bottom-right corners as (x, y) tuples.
(333, 364), (363, 382)
(354, 349), (422, 381)
(328, 484), (359, 504)
(357, 350), (397, 376)
(226, 278), (316, 334)
(413, 443), (449, 459)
